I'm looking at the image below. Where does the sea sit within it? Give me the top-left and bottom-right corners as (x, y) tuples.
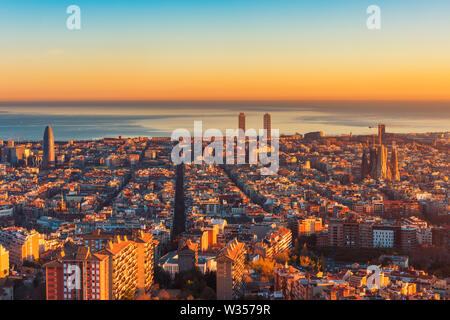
(0, 101), (448, 141)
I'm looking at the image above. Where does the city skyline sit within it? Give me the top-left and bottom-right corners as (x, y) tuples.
(0, 0), (448, 306)
(0, 123), (447, 302)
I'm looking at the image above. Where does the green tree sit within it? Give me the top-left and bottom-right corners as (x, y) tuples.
(154, 266), (171, 289)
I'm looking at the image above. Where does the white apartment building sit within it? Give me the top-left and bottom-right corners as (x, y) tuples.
(373, 229), (395, 248)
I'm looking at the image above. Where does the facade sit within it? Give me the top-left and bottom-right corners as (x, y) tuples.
(274, 265), (305, 300)
(254, 226), (292, 259)
(216, 239), (246, 300)
(46, 232), (156, 300)
(298, 218), (323, 236)
(45, 246), (110, 300)
(99, 238), (138, 300)
(134, 231), (157, 294)
(328, 220), (344, 247)
(0, 206), (13, 219)
(343, 222), (360, 248)
(80, 230), (115, 252)
(0, 245), (9, 278)
(373, 228), (395, 248)
(400, 227), (418, 252)
(178, 239), (198, 272)
(0, 227), (40, 266)
(359, 223), (374, 248)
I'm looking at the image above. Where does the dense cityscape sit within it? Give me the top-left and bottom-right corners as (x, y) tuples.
(0, 113), (448, 301)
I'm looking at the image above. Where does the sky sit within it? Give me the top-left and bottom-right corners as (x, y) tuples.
(1, 0), (450, 101)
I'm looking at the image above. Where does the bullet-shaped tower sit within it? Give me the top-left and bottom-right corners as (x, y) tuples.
(43, 125), (55, 169)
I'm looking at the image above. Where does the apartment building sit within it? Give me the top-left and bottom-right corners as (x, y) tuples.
(0, 245), (9, 278)
(254, 226), (292, 259)
(298, 218), (324, 236)
(0, 227), (40, 266)
(373, 228), (395, 248)
(45, 245), (110, 300)
(46, 232), (156, 300)
(216, 239), (246, 300)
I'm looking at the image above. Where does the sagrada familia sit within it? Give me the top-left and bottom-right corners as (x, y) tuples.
(361, 125), (400, 182)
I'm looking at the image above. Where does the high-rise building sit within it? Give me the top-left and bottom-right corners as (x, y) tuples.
(0, 245), (9, 278)
(216, 239), (246, 300)
(298, 218), (324, 237)
(378, 123), (386, 145)
(327, 220), (359, 248)
(97, 236), (137, 300)
(328, 220), (344, 247)
(263, 113), (271, 136)
(263, 113), (272, 145)
(134, 230), (157, 294)
(254, 226), (292, 258)
(373, 226), (400, 248)
(45, 232), (156, 300)
(45, 244), (110, 300)
(43, 125), (55, 169)
(400, 227), (418, 252)
(238, 113), (246, 133)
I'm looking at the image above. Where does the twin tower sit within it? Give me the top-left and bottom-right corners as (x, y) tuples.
(238, 112), (271, 133)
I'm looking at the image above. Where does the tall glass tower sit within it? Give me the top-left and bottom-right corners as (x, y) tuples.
(43, 125), (55, 169)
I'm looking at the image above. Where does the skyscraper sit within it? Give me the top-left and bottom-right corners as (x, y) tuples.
(263, 113), (271, 134)
(238, 113), (246, 133)
(263, 113), (271, 144)
(43, 125), (55, 169)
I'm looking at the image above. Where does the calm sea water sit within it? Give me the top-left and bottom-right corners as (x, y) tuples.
(0, 101), (448, 141)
